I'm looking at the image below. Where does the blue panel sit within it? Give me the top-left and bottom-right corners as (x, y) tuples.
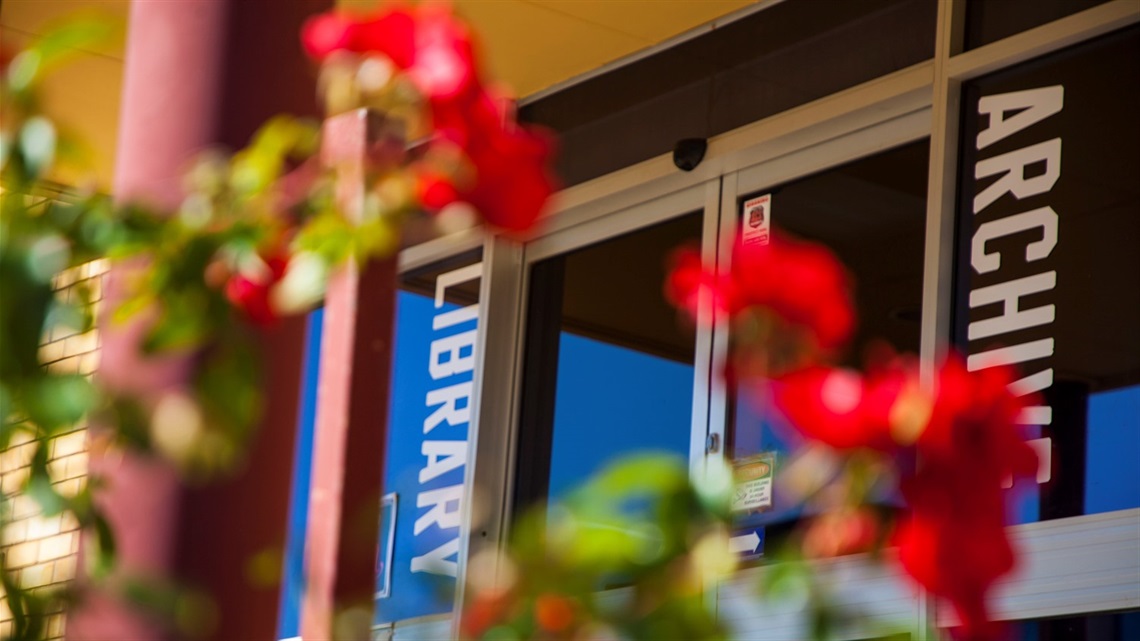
(277, 308), (324, 640)
(374, 289), (475, 624)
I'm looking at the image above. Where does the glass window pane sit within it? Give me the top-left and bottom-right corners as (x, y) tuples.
(729, 140), (930, 525)
(515, 214), (702, 512)
(374, 251), (482, 625)
(954, 27), (1140, 523)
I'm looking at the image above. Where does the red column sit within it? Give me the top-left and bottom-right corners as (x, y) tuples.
(68, 1), (330, 639)
(301, 110), (398, 640)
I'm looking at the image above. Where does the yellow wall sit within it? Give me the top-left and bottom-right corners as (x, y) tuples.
(1, 1), (128, 190)
(2, 0), (755, 191)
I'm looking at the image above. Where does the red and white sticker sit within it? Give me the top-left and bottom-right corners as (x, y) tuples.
(741, 194), (771, 246)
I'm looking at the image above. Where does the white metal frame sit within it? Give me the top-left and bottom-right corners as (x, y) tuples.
(377, 0), (1140, 637)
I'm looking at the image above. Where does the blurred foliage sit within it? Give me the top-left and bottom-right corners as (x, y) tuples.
(1, 19), (123, 641)
(462, 455), (733, 641)
(0, 17), (410, 641)
(465, 451), (919, 641)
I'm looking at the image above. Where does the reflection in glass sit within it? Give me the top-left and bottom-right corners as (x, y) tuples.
(728, 141), (929, 528)
(547, 332), (694, 501)
(516, 213), (702, 512)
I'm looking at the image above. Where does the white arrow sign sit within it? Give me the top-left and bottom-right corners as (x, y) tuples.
(729, 531), (762, 555)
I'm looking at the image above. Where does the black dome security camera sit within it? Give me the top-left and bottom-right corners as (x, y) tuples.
(673, 138), (707, 172)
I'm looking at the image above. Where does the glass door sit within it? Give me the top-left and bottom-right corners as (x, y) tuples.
(712, 122), (931, 641)
(511, 181), (721, 522)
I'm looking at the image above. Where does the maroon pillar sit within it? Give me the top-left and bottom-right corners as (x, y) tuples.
(301, 110), (397, 640)
(68, 1), (331, 639)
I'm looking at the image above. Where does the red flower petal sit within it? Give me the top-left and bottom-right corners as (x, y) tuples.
(351, 10), (417, 68)
(301, 7), (556, 234)
(415, 171), (461, 211)
(732, 235), (855, 350)
(300, 13), (356, 60)
(534, 594), (576, 633)
(224, 253), (289, 327)
(462, 124), (558, 231)
(774, 366), (900, 451)
(894, 351), (1039, 640)
(301, 9), (416, 67)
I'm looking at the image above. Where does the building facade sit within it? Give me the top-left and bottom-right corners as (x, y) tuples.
(2, 1), (1137, 640)
(273, 1), (1139, 639)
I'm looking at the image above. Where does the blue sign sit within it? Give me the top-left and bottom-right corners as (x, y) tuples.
(374, 263), (482, 624)
(729, 527), (765, 561)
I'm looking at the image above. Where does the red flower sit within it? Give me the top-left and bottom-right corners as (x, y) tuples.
(415, 169), (461, 211)
(416, 88), (556, 232)
(895, 355), (1038, 641)
(461, 123), (558, 231)
(666, 235), (854, 352)
(803, 508), (880, 558)
(302, 7), (556, 233)
(732, 236), (854, 350)
(301, 7), (471, 100)
(408, 6), (478, 102)
(773, 365), (906, 451)
(918, 357), (1038, 479)
(895, 510), (1009, 641)
(224, 253), (289, 326)
(665, 247), (733, 322)
(534, 593), (576, 633)
(429, 84), (506, 150)
(301, 9), (415, 68)
(771, 350), (1035, 638)
(461, 588), (514, 639)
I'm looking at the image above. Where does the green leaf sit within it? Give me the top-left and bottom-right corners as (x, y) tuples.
(89, 512), (117, 579)
(19, 117), (57, 177)
(0, 384), (11, 431)
(0, 565), (41, 640)
(581, 453), (688, 498)
(143, 306), (210, 353)
(6, 50), (42, 93)
(0, 251), (54, 378)
(195, 335), (262, 437)
(112, 290), (154, 325)
(26, 443), (68, 516)
(0, 130), (12, 170)
(18, 116), (57, 176)
(33, 18), (114, 69)
(24, 375), (96, 431)
(25, 232), (70, 282)
(79, 208), (123, 254)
